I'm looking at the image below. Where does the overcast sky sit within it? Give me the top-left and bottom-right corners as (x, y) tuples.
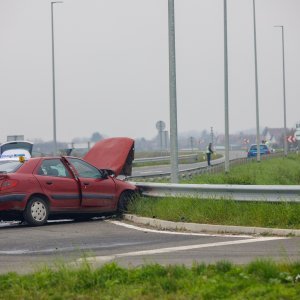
(0, 0), (299, 143)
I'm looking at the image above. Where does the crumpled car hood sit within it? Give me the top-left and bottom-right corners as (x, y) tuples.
(83, 137), (134, 177)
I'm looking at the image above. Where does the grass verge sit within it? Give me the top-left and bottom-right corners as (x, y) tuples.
(182, 154), (300, 185)
(129, 154), (300, 229)
(1, 260), (300, 299)
(128, 197), (300, 229)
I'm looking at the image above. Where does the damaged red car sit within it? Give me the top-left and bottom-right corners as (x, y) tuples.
(0, 137), (137, 226)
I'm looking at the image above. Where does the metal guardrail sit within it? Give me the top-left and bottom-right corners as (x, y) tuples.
(133, 153), (199, 164)
(131, 182), (300, 202)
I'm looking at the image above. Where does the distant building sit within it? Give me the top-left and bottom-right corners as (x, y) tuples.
(262, 127), (284, 146)
(262, 127), (295, 148)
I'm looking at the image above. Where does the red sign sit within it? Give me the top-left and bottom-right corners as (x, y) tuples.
(287, 136), (296, 143)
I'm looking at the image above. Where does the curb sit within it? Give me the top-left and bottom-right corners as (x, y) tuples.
(123, 214), (300, 237)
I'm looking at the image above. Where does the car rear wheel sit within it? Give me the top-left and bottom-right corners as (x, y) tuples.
(23, 197), (49, 226)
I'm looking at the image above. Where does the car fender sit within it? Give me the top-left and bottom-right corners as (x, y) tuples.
(13, 174), (47, 211)
(112, 178), (138, 198)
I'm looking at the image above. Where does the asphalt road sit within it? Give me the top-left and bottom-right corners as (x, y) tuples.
(131, 150), (247, 177)
(0, 218), (298, 274)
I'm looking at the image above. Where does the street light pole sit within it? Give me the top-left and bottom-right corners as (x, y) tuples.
(223, 0), (230, 173)
(168, 0), (179, 183)
(51, 1), (63, 155)
(274, 25), (288, 156)
(252, 0), (261, 162)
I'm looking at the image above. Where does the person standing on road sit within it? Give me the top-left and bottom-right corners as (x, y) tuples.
(206, 142), (214, 166)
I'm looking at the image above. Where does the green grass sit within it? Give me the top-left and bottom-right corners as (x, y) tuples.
(129, 154), (300, 229)
(1, 260), (300, 299)
(128, 197), (300, 229)
(182, 154), (300, 185)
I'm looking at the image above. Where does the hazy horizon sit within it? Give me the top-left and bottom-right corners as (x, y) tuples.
(1, 0), (299, 143)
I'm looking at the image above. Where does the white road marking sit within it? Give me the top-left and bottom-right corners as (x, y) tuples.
(0, 241), (142, 255)
(108, 220), (255, 238)
(78, 236), (287, 263)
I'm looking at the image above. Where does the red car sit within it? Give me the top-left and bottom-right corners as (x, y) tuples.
(0, 137), (137, 226)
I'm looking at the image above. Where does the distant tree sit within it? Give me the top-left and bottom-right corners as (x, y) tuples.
(91, 132), (103, 142)
(201, 129), (208, 139)
(135, 137), (155, 152)
(72, 137), (89, 143)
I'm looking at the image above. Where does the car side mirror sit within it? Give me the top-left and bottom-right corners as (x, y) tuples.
(100, 170), (108, 179)
(101, 169), (115, 179)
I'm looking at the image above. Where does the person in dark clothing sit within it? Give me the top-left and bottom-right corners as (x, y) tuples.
(206, 143), (214, 166)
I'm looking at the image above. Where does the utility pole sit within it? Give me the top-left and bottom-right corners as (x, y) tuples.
(252, 0), (261, 162)
(51, 1), (63, 155)
(168, 0), (179, 183)
(223, 0), (230, 172)
(274, 25), (288, 157)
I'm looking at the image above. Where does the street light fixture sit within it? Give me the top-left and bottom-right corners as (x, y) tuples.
(51, 1), (63, 155)
(274, 25), (288, 156)
(252, 0), (261, 162)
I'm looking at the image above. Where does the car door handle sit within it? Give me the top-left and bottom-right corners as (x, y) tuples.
(83, 182), (89, 186)
(46, 181), (53, 185)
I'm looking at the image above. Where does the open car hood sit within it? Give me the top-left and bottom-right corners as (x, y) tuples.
(83, 137), (134, 177)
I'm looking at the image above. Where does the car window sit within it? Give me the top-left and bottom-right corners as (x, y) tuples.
(68, 158), (102, 179)
(38, 159), (71, 177)
(250, 145), (269, 151)
(0, 161), (23, 173)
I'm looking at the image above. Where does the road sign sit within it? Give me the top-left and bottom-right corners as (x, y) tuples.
(156, 120), (166, 132)
(287, 136), (296, 143)
(7, 135), (24, 142)
(295, 130), (300, 141)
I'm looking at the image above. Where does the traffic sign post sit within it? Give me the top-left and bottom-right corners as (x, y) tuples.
(156, 121), (166, 155)
(295, 123), (300, 141)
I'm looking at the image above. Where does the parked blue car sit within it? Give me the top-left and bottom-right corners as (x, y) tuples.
(247, 144), (271, 158)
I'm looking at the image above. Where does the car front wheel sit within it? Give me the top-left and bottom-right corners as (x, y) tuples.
(117, 191), (136, 213)
(23, 197), (49, 226)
